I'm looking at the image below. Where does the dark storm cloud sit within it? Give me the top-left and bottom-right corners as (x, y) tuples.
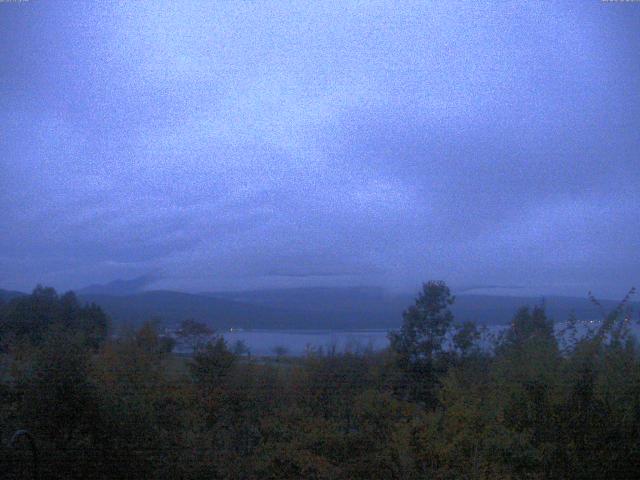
(1, 1), (639, 297)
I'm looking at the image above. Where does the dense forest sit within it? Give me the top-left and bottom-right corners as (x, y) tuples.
(1, 282), (639, 479)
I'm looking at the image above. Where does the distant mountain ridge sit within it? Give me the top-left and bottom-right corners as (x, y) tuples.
(200, 286), (403, 313)
(78, 289), (403, 330)
(201, 287), (634, 329)
(0, 289), (26, 302)
(77, 274), (157, 296)
(2, 286), (636, 330)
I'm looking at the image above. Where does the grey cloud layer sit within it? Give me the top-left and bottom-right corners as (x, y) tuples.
(1, 1), (639, 297)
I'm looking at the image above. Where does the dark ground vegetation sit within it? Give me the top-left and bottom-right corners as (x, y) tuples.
(1, 282), (639, 479)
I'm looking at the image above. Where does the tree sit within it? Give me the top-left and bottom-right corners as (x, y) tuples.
(232, 339), (250, 357)
(177, 318), (213, 337)
(0, 286), (108, 349)
(133, 319), (174, 356)
(452, 321), (481, 358)
(491, 306), (563, 478)
(388, 281), (455, 406)
(272, 345), (289, 361)
(91, 323), (180, 479)
(498, 305), (555, 354)
(18, 328), (100, 478)
(190, 337), (236, 387)
(176, 318), (213, 352)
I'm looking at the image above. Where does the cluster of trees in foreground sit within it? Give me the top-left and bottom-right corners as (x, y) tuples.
(1, 282), (639, 479)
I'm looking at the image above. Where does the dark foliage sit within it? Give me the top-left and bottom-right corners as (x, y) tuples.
(1, 282), (639, 479)
(0, 286), (108, 350)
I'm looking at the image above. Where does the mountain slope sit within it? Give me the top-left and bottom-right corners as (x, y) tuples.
(0, 288), (26, 302)
(77, 275), (157, 296)
(77, 287), (633, 330)
(79, 290), (398, 330)
(203, 287), (625, 324)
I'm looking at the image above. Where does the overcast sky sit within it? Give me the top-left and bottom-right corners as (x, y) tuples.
(1, 1), (639, 298)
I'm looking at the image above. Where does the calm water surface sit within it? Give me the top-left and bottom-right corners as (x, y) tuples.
(173, 320), (640, 356)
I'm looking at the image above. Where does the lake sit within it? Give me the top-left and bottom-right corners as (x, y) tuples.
(173, 329), (390, 356)
(172, 319), (640, 356)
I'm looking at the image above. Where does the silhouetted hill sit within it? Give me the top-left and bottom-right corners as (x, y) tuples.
(3, 285), (633, 330)
(202, 286), (410, 314)
(75, 287), (635, 330)
(77, 274), (157, 296)
(78, 290), (398, 330)
(0, 288), (26, 302)
(203, 287), (628, 325)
